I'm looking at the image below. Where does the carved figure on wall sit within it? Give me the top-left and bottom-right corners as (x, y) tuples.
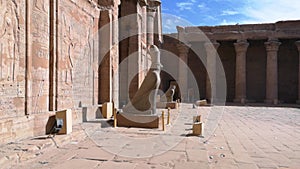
(62, 14), (77, 85)
(0, 0), (19, 81)
(34, 0), (47, 13)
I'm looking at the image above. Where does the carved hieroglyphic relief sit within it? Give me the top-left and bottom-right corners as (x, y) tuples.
(0, 0), (20, 82)
(57, 0), (95, 108)
(31, 0), (50, 113)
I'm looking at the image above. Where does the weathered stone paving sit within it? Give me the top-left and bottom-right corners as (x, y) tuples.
(3, 104), (300, 169)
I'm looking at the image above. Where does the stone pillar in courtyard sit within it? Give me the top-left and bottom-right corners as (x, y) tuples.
(147, 7), (155, 46)
(147, 1), (160, 46)
(177, 43), (190, 102)
(204, 42), (220, 104)
(295, 41), (300, 104)
(264, 39), (281, 104)
(99, 9), (113, 103)
(234, 40), (249, 104)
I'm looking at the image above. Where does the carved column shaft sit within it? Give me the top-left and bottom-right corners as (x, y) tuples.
(264, 40), (281, 104)
(99, 10), (113, 103)
(25, 0), (31, 114)
(205, 42), (220, 103)
(147, 9), (156, 46)
(177, 43), (190, 102)
(295, 41), (300, 104)
(112, 5), (119, 108)
(234, 40), (249, 103)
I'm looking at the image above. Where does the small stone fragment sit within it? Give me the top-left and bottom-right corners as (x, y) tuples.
(209, 155), (214, 159)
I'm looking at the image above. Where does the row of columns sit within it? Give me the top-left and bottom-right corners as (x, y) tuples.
(233, 39), (283, 104)
(177, 40), (300, 104)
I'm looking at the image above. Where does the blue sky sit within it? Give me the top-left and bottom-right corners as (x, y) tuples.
(161, 0), (300, 33)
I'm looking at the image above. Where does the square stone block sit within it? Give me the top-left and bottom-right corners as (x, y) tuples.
(102, 102), (113, 119)
(192, 122), (203, 136)
(195, 100), (207, 106)
(56, 109), (72, 135)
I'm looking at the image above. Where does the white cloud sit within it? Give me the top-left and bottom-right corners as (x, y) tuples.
(221, 10), (239, 16)
(176, 2), (193, 11)
(220, 19), (238, 26)
(176, 0), (202, 11)
(162, 13), (194, 33)
(197, 3), (206, 9)
(240, 0), (300, 23)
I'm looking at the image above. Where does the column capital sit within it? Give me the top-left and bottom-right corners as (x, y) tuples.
(295, 41), (300, 50)
(146, 9), (156, 16)
(234, 40), (249, 53)
(177, 43), (190, 54)
(264, 40), (281, 52)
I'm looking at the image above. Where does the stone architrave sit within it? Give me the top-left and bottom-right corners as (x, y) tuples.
(295, 41), (300, 104)
(177, 43), (190, 102)
(204, 42), (220, 104)
(234, 40), (249, 104)
(264, 39), (281, 104)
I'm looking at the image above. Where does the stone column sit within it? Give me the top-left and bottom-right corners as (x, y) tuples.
(264, 39), (281, 104)
(177, 43), (190, 102)
(147, 8), (156, 46)
(112, 4), (119, 109)
(295, 41), (300, 104)
(204, 42), (220, 104)
(99, 10), (113, 103)
(25, 0), (32, 115)
(234, 40), (249, 104)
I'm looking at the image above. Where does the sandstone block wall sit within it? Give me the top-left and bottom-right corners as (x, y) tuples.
(0, 0), (162, 145)
(0, 0), (114, 145)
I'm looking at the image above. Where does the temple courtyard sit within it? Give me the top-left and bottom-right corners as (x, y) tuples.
(0, 104), (299, 169)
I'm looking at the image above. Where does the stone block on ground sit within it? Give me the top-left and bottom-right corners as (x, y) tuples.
(116, 113), (159, 128)
(102, 102), (113, 119)
(56, 109), (72, 135)
(195, 100), (208, 106)
(192, 122), (203, 136)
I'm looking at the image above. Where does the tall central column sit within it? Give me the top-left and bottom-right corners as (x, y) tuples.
(295, 41), (300, 104)
(264, 39), (281, 104)
(147, 8), (156, 46)
(177, 43), (190, 102)
(234, 40), (249, 104)
(205, 42), (220, 104)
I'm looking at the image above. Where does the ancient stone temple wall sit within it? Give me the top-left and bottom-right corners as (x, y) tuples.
(0, 0), (162, 145)
(0, 0), (117, 144)
(0, 0), (28, 143)
(162, 21), (300, 104)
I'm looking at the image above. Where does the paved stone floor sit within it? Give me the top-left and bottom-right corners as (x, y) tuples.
(3, 104), (300, 169)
